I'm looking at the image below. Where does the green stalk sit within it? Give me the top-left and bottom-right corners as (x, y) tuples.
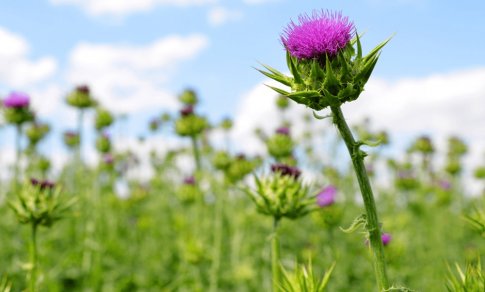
(330, 106), (389, 291)
(209, 189), (225, 292)
(14, 124), (22, 188)
(271, 217), (280, 292)
(191, 135), (201, 171)
(77, 109), (84, 162)
(29, 223), (38, 292)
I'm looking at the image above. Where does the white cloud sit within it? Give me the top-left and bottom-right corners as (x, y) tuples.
(232, 68), (485, 193)
(207, 6), (243, 26)
(0, 27), (57, 87)
(66, 34), (209, 114)
(50, 0), (217, 17)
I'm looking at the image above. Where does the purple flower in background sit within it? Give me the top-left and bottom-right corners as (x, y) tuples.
(438, 179), (451, 190)
(30, 178), (55, 190)
(316, 185), (337, 207)
(271, 163), (301, 179)
(276, 127), (290, 136)
(76, 85), (90, 94)
(183, 176), (196, 185)
(180, 105), (194, 117)
(281, 10), (354, 60)
(3, 92), (30, 108)
(103, 153), (114, 165)
(381, 233), (392, 246)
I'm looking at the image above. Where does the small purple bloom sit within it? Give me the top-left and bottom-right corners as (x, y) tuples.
(281, 10), (354, 60)
(76, 85), (90, 94)
(438, 179), (451, 190)
(3, 92), (30, 108)
(271, 163), (301, 179)
(276, 127), (290, 136)
(30, 178), (55, 190)
(236, 153), (246, 160)
(381, 233), (392, 246)
(103, 153), (114, 165)
(183, 176), (196, 185)
(64, 131), (79, 138)
(316, 185), (337, 207)
(180, 105), (194, 117)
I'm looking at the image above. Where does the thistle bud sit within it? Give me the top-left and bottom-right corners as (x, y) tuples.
(96, 133), (111, 153)
(26, 122), (51, 146)
(174, 109), (208, 137)
(66, 85), (96, 109)
(63, 131), (80, 149)
(245, 164), (314, 220)
(178, 89), (198, 105)
(266, 128), (294, 160)
(9, 179), (76, 227)
(95, 108), (114, 130)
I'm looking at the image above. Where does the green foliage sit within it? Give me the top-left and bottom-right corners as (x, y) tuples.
(280, 261), (335, 292)
(446, 260), (485, 291)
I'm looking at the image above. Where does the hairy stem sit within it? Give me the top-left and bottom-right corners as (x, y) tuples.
(29, 223), (38, 292)
(271, 217), (280, 292)
(330, 106), (389, 291)
(209, 188), (225, 292)
(191, 135), (201, 171)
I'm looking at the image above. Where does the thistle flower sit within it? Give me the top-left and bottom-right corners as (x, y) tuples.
(282, 10), (354, 60)
(9, 179), (75, 227)
(316, 185), (337, 207)
(2, 92), (34, 124)
(95, 108), (114, 131)
(381, 233), (392, 246)
(245, 164), (314, 220)
(180, 105), (194, 117)
(66, 85), (96, 108)
(259, 10), (390, 111)
(183, 176), (196, 185)
(366, 233), (392, 247)
(63, 130), (80, 149)
(103, 153), (114, 165)
(3, 92), (30, 108)
(271, 163), (301, 179)
(276, 127), (290, 136)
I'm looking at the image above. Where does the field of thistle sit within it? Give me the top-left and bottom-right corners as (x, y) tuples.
(1, 10), (485, 292)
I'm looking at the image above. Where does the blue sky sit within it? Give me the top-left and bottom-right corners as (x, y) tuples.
(1, 0), (485, 181)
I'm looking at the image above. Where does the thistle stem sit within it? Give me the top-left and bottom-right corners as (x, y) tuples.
(271, 217), (280, 292)
(330, 106), (389, 291)
(77, 109), (84, 162)
(14, 124), (22, 189)
(191, 135), (201, 171)
(209, 189), (225, 292)
(29, 223), (38, 292)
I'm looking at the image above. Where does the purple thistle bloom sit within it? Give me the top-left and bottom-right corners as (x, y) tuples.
(316, 185), (337, 207)
(183, 176), (196, 185)
(30, 178), (55, 190)
(64, 131), (79, 138)
(271, 163), (301, 179)
(103, 153), (114, 165)
(438, 179), (451, 190)
(281, 10), (354, 60)
(76, 85), (90, 94)
(276, 127), (290, 136)
(180, 105), (194, 117)
(381, 233), (392, 246)
(3, 92), (30, 108)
